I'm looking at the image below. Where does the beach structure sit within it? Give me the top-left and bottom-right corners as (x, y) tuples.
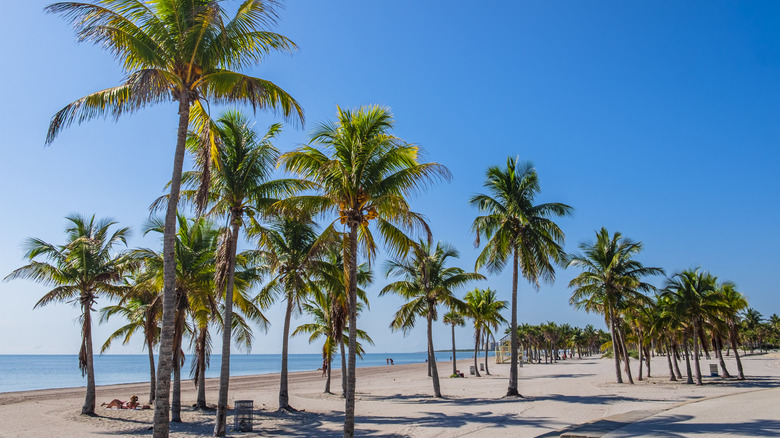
(495, 335), (524, 364)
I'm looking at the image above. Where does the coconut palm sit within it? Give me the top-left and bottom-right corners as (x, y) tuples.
(280, 105), (449, 436)
(44, 2), (302, 434)
(183, 111), (294, 435)
(381, 240), (483, 397)
(254, 217), (325, 410)
(662, 269), (724, 385)
(567, 227), (662, 384)
(443, 311), (466, 376)
(5, 215), (129, 415)
(463, 288), (507, 378)
(100, 275), (161, 404)
(470, 158), (572, 396)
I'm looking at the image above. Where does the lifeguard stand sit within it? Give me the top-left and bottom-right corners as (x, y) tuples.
(495, 335), (523, 364)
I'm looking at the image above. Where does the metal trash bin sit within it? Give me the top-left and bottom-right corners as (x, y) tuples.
(709, 364), (718, 377)
(469, 365), (476, 375)
(480, 363), (485, 371)
(234, 400), (253, 432)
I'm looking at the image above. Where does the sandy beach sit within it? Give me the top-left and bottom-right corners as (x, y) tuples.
(1, 353), (778, 437)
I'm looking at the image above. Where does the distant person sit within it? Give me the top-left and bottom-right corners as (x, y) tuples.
(103, 395), (139, 409)
(386, 358), (389, 365)
(322, 360), (328, 377)
(390, 358), (394, 365)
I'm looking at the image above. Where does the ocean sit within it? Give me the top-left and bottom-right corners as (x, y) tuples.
(0, 351), (483, 393)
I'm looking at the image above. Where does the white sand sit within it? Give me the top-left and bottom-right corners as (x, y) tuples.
(1, 353), (777, 437)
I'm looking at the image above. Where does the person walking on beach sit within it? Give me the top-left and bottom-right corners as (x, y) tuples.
(322, 360), (328, 377)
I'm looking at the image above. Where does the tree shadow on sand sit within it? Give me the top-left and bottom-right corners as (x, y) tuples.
(607, 415), (780, 437)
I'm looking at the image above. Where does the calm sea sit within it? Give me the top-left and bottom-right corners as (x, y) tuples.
(0, 352), (472, 393)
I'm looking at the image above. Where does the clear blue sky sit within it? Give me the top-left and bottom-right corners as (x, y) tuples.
(0, 1), (778, 356)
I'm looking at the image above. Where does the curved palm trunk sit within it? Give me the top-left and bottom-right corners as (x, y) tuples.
(608, 309), (623, 384)
(214, 218), (240, 437)
(473, 328), (481, 378)
(715, 337), (731, 378)
(427, 310), (442, 397)
(81, 304), (96, 415)
(279, 295), (294, 410)
(344, 226), (359, 438)
(665, 342), (677, 381)
(484, 333), (490, 375)
(692, 321), (703, 385)
(616, 325), (634, 384)
(154, 94), (191, 438)
(644, 345), (651, 378)
(506, 249), (520, 396)
(637, 333), (643, 382)
(147, 331), (157, 404)
(451, 323), (457, 376)
(683, 333), (694, 384)
(340, 340), (347, 398)
(195, 327), (208, 409)
(672, 343), (683, 380)
(729, 326), (745, 380)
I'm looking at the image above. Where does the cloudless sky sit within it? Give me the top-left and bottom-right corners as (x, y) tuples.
(0, 1), (778, 357)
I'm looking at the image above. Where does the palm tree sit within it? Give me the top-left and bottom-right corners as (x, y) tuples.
(443, 311), (466, 376)
(470, 158), (572, 396)
(381, 241), (483, 397)
(280, 105), (449, 436)
(567, 227), (662, 384)
(5, 215), (129, 415)
(463, 288), (508, 378)
(100, 275), (161, 404)
(254, 217), (323, 411)
(44, 3), (302, 434)
(662, 269), (724, 385)
(184, 111), (292, 435)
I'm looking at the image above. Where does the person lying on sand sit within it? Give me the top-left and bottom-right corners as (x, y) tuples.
(102, 395), (141, 409)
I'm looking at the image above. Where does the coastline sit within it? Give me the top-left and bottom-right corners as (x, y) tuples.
(1, 353), (777, 437)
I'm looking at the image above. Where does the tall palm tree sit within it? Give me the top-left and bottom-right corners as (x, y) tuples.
(463, 288), (507, 378)
(471, 158), (572, 396)
(381, 241), (483, 397)
(443, 311), (466, 376)
(184, 111), (293, 436)
(662, 269), (723, 385)
(44, 3), (302, 434)
(5, 215), (129, 415)
(100, 275), (161, 404)
(254, 217), (323, 411)
(280, 105), (449, 436)
(567, 228), (662, 384)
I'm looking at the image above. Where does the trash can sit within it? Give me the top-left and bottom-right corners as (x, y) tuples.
(480, 363), (485, 371)
(234, 400), (253, 432)
(469, 365), (476, 375)
(709, 364), (718, 377)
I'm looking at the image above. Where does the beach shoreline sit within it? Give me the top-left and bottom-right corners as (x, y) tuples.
(2, 352), (778, 437)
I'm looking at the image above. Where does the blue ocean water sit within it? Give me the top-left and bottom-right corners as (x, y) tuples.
(0, 351), (474, 393)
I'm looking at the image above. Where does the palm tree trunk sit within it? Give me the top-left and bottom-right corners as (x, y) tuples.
(616, 325), (634, 384)
(729, 326), (745, 380)
(608, 310), (623, 384)
(279, 295), (294, 410)
(214, 217), (240, 437)
(325, 352), (332, 394)
(637, 333), (644, 381)
(692, 321), (703, 385)
(484, 333), (490, 375)
(644, 345), (651, 378)
(343, 225), (359, 438)
(683, 333), (694, 384)
(473, 328), (481, 377)
(81, 304), (96, 415)
(340, 340), (347, 398)
(427, 310), (442, 397)
(672, 342), (683, 380)
(716, 336), (731, 378)
(195, 328), (207, 409)
(172, 307), (185, 423)
(506, 248), (519, 396)
(147, 331), (157, 405)
(154, 93), (191, 438)
(451, 323), (457, 376)
(665, 342), (677, 381)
